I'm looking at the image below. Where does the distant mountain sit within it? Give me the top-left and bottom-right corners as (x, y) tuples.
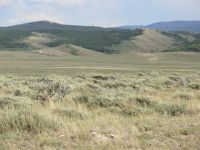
(145, 21), (200, 32)
(0, 21), (104, 31)
(3, 20), (200, 32)
(118, 21), (200, 32)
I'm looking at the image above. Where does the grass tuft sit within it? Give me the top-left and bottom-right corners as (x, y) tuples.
(155, 103), (186, 116)
(0, 107), (62, 133)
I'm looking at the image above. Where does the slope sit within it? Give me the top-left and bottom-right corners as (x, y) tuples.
(111, 29), (175, 53)
(24, 32), (103, 56)
(0, 21), (142, 53)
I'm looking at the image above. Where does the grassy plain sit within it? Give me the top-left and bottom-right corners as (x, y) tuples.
(0, 51), (200, 149)
(0, 51), (200, 75)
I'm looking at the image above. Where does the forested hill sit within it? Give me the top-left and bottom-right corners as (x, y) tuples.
(0, 21), (143, 53)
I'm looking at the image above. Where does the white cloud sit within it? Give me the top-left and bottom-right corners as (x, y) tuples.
(0, 0), (10, 7)
(0, 0), (85, 8)
(19, 13), (66, 24)
(26, 0), (85, 6)
(4, 11), (73, 26)
(1, 0), (200, 27)
(48, 0), (84, 5)
(91, 20), (120, 28)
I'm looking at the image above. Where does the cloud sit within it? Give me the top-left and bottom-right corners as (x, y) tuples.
(152, 0), (199, 10)
(0, 0), (85, 8)
(91, 20), (120, 27)
(47, 0), (84, 5)
(0, 0), (10, 7)
(18, 13), (67, 24)
(3, 8), (74, 26)
(25, 0), (85, 6)
(0, 0), (200, 27)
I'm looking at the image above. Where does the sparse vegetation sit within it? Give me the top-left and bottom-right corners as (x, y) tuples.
(0, 72), (200, 149)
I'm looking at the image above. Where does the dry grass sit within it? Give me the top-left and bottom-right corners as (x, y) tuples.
(114, 29), (175, 53)
(32, 44), (103, 57)
(0, 72), (200, 149)
(23, 32), (103, 57)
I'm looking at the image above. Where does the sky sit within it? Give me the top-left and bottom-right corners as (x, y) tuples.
(0, 0), (199, 27)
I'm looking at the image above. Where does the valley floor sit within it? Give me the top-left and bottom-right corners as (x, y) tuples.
(0, 52), (200, 149)
(0, 51), (200, 75)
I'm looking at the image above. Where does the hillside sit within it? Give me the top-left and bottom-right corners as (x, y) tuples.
(0, 21), (143, 53)
(34, 44), (103, 57)
(0, 21), (200, 54)
(109, 30), (175, 53)
(164, 32), (200, 52)
(0, 21), (103, 31)
(113, 28), (200, 53)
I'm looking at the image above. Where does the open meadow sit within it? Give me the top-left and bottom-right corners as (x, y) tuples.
(0, 51), (200, 75)
(0, 51), (200, 149)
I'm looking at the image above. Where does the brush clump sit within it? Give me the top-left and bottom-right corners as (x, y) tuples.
(0, 72), (199, 149)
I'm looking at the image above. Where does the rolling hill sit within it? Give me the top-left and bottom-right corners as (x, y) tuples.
(0, 20), (200, 54)
(0, 21), (103, 31)
(0, 21), (143, 54)
(111, 29), (175, 53)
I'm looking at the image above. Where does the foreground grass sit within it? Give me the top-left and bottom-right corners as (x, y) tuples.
(0, 72), (200, 149)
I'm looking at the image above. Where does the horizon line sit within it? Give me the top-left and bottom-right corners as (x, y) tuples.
(0, 19), (200, 28)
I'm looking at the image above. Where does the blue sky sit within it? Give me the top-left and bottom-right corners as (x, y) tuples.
(0, 0), (199, 27)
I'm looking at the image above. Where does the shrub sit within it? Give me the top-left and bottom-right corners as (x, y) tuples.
(121, 108), (142, 116)
(104, 82), (127, 89)
(174, 94), (191, 100)
(75, 96), (126, 109)
(189, 84), (200, 90)
(92, 75), (116, 81)
(155, 104), (186, 116)
(137, 73), (144, 77)
(108, 107), (142, 116)
(75, 96), (90, 104)
(163, 80), (174, 86)
(169, 76), (181, 82)
(0, 97), (16, 108)
(135, 97), (155, 107)
(35, 79), (70, 103)
(55, 108), (88, 119)
(14, 90), (23, 96)
(88, 97), (113, 108)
